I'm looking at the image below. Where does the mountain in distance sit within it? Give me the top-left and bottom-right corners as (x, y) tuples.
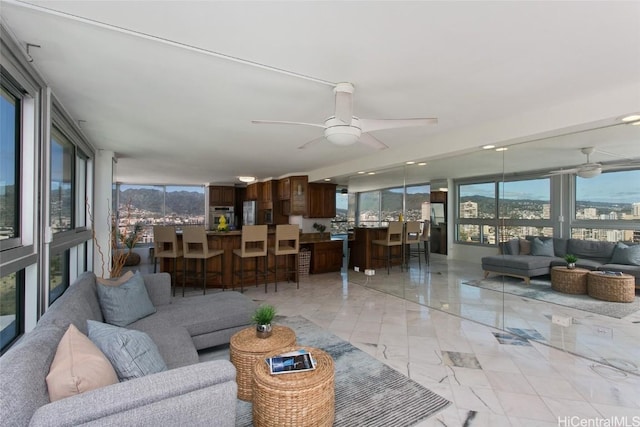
(119, 188), (205, 215)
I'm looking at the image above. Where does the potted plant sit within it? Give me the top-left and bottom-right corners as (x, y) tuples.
(252, 304), (277, 339)
(564, 254), (578, 269)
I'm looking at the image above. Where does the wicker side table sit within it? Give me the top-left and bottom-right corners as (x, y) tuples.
(550, 267), (589, 294)
(230, 325), (296, 401)
(587, 272), (635, 303)
(252, 346), (335, 427)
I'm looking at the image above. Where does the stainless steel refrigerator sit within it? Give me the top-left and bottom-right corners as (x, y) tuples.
(243, 200), (256, 226)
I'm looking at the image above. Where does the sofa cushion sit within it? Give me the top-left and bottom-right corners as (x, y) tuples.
(499, 238), (519, 255)
(610, 242), (640, 266)
(87, 320), (167, 381)
(97, 271), (156, 327)
(482, 255), (557, 270)
(46, 324), (118, 402)
(567, 239), (616, 264)
(531, 238), (555, 257)
(519, 239), (531, 255)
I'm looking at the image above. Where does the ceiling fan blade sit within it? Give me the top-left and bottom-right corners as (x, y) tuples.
(548, 168), (580, 175)
(297, 136), (326, 150)
(334, 83), (354, 125)
(252, 120), (326, 129)
(359, 118), (438, 133)
(359, 133), (389, 150)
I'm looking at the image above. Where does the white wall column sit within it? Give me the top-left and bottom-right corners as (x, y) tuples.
(93, 150), (114, 278)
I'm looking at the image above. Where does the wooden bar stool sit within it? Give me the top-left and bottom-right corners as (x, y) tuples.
(403, 221), (422, 270)
(181, 226), (224, 296)
(419, 220), (431, 265)
(153, 225), (183, 296)
(371, 221), (404, 274)
(268, 224), (300, 292)
(233, 225), (268, 293)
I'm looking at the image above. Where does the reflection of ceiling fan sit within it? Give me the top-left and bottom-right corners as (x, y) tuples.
(252, 82), (438, 150)
(548, 147), (637, 178)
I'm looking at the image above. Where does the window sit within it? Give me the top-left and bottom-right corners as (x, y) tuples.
(331, 190), (352, 234)
(380, 188), (403, 223)
(357, 191), (381, 227)
(459, 182), (496, 219)
(49, 250), (70, 305)
(0, 270), (24, 353)
(405, 184), (430, 221)
(573, 170), (640, 242)
(50, 127), (74, 233)
(0, 82), (21, 249)
(117, 184), (205, 245)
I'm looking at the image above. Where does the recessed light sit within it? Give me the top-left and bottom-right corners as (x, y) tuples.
(418, 162), (427, 166)
(405, 161), (415, 165)
(368, 172), (376, 175)
(357, 171), (365, 174)
(495, 147), (508, 152)
(482, 145), (496, 150)
(621, 114), (640, 122)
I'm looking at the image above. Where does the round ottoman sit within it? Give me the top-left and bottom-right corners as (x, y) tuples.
(252, 346), (335, 427)
(551, 266), (589, 294)
(230, 325), (296, 401)
(587, 272), (635, 303)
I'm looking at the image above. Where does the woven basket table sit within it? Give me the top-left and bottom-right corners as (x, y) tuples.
(587, 272), (635, 303)
(230, 325), (296, 401)
(252, 346), (335, 427)
(550, 266), (589, 294)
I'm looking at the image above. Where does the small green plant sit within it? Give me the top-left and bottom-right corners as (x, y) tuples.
(251, 304), (277, 325)
(564, 254), (578, 263)
(313, 222), (326, 233)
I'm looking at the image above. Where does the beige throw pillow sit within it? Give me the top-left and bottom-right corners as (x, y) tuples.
(46, 324), (118, 402)
(519, 239), (531, 255)
(96, 270), (134, 287)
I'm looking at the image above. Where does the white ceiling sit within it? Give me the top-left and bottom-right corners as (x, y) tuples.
(2, 0), (640, 187)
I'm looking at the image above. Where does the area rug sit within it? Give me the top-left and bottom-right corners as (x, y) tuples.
(235, 315), (451, 426)
(463, 276), (640, 319)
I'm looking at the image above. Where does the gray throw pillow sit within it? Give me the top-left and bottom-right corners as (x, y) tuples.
(96, 271), (156, 327)
(531, 237), (555, 257)
(87, 320), (167, 381)
(610, 242), (640, 266)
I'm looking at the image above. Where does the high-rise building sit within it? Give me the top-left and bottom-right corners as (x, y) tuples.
(459, 201), (478, 218)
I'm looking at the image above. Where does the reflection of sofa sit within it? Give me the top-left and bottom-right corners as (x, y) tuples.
(0, 272), (257, 427)
(481, 237), (640, 286)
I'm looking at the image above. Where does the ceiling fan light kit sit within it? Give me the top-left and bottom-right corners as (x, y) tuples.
(252, 82), (437, 150)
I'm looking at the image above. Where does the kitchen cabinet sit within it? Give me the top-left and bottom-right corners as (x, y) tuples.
(306, 183), (337, 218)
(260, 181), (273, 202)
(246, 183), (259, 200)
(307, 240), (343, 274)
(209, 186), (235, 206)
(281, 176), (308, 215)
(277, 178), (290, 200)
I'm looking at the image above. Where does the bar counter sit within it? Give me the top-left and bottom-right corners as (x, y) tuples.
(349, 227), (403, 271)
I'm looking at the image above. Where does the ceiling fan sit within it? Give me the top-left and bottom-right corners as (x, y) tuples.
(547, 147), (637, 178)
(252, 82), (438, 150)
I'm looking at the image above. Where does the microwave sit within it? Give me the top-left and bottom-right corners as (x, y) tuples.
(210, 206), (235, 228)
(263, 209), (273, 225)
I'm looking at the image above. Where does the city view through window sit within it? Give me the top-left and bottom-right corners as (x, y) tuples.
(457, 171), (640, 244)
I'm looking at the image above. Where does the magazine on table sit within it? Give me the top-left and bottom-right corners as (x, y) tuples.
(266, 349), (316, 375)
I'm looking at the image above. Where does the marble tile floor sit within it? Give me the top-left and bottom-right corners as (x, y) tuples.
(158, 255), (640, 426)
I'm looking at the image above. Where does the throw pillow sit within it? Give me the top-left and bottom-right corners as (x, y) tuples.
(87, 320), (167, 381)
(96, 270), (134, 287)
(96, 271), (156, 327)
(519, 239), (531, 255)
(531, 237), (555, 257)
(610, 242), (640, 266)
(46, 324), (118, 402)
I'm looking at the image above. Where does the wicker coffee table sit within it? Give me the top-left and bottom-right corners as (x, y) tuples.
(230, 325), (296, 401)
(252, 346), (335, 427)
(587, 271), (635, 303)
(550, 266), (589, 294)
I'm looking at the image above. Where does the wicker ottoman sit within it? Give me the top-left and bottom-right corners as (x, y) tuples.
(230, 325), (296, 401)
(252, 346), (335, 427)
(550, 267), (589, 294)
(587, 272), (635, 303)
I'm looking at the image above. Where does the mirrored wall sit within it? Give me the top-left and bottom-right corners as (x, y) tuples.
(345, 120), (640, 374)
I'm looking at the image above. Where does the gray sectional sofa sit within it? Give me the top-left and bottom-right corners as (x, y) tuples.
(482, 237), (640, 286)
(0, 271), (257, 427)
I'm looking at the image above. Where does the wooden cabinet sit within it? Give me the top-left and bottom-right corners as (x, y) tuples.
(308, 240), (343, 274)
(306, 183), (337, 218)
(209, 186), (235, 206)
(281, 176), (308, 216)
(277, 178), (290, 200)
(246, 183), (259, 200)
(260, 181), (273, 203)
